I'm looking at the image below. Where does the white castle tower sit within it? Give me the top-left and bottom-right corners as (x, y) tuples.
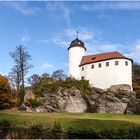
(68, 37), (86, 79)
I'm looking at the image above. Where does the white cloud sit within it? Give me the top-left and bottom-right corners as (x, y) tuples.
(79, 2), (140, 11)
(125, 40), (140, 63)
(21, 28), (30, 43)
(46, 2), (71, 26)
(2, 1), (40, 15)
(65, 27), (95, 41)
(42, 62), (53, 69)
(37, 26), (100, 49)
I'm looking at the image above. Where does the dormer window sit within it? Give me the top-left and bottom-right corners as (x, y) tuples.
(91, 57), (96, 60)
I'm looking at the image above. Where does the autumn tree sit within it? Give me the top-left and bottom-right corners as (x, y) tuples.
(51, 70), (66, 81)
(9, 45), (32, 104)
(0, 75), (16, 109)
(132, 62), (140, 99)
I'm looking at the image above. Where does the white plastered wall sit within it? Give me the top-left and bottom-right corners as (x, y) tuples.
(80, 59), (132, 90)
(68, 46), (85, 79)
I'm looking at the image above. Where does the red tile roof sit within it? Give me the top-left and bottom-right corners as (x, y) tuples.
(80, 51), (133, 66)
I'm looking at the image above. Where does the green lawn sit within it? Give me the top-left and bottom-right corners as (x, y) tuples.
(0, 110), (140, 131)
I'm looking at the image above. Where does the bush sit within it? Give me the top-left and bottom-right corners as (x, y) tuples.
(28, 99), (42, 108)
(51, 121), (62, 132)
(0, 119), (11, 138)
(67, 127), (100, 139)
(30, 124), (44, 139)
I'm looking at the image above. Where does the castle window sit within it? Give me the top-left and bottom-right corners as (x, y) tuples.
(91, 64), (94, 69)
(98, 63), (102, 68)
(115, 61), (119, 66)
(106, 62), (109, 67)
(125, 61), (128, 66)
(81, 76), (84, 80)
(82, 67), (84, 71)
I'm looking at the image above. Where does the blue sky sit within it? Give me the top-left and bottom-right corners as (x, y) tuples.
(0, 1), (140, 79)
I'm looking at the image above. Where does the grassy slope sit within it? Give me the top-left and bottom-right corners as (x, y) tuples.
(0, 110), (140, 131)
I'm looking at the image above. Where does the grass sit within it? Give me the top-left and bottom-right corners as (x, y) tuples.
(0, 110), (140, 132)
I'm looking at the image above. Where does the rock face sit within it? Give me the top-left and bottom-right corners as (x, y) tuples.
(89, 85), (140, 114)
(18, 84), (140, 114)
(24, 89), (35, 102)
(19, 87), (87, 113)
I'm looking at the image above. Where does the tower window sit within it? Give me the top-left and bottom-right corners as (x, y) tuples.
(98, 63), (102, 68)
(91, 64), (94, 69)
(82, 67), (84, 71)
(106, 62), (109, 67)
(115, 61), (119, 66)
(125, 61), (128, 66)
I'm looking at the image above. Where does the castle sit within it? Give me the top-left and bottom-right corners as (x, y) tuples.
(68, 37), (133, 90)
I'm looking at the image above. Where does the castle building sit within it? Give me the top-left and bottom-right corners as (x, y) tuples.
(68, 38), (133, 90)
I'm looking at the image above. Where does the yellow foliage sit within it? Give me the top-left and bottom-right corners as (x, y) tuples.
(0, 75), (16, 109)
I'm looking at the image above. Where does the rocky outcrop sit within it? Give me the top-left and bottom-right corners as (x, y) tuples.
(24, 88), (35, 102)
(19, 87), (87, 113)
(18, 84), (140, 114)
(89, 86), (140, 114)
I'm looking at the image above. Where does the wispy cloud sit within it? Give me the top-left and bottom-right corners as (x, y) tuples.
(2, 1), (40, 15)
(37, 26), (97, 48)
(42, 62), (53, 69)
(79, 2), (140, 11)
(50, 27), (95, 47)
(125, 39), (140, 63)
(21, 28), (30, 43)
(65, 27), (95, 41)
(45, 2), (71, 27)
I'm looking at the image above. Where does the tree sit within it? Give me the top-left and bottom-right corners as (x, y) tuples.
(51, 70), (66, 81)
(42, 73), (50, 77)
(27, 74), (40, 87)
(132, 62), (140, 99)
(0, 75), (16, 109)
(10, 45), (32, 90)
(133, 62), (140, 80)
(8, 65), (21, 93)
(9, 45), (32, 104)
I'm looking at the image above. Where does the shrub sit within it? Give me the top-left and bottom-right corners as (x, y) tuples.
(0, 119), (11, 138)
(67, 127), (100, 139)
(28, 99), (42, 108)
(51, 121), (62, 132)
(30, 124), (44, 139)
